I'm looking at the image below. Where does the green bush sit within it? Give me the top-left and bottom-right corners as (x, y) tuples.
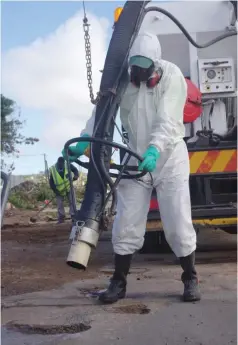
(8, 177), (86, 210)
(34, 180), (55, 202)
(9, 192), (34, 209)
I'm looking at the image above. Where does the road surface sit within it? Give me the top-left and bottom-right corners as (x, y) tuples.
(1, 220), (237, 345)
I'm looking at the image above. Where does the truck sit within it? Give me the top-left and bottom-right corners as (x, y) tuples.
(116, 1), (237, 253)
(65, 0), (237, 268)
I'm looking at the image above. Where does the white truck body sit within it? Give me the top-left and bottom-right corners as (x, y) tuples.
(138, 1), (237, 139)
(140, 1), (237, 85)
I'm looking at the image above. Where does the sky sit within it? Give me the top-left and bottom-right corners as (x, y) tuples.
(1, 0), (125, 175)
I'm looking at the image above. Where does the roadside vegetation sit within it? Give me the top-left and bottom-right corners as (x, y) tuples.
(8, 177), (86, 210)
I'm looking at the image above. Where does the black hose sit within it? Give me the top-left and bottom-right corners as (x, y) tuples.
(145, 7), (237, 48)
(65, 136), (148, 175)
(90, 1), (150, 219)
(75, 159), (150, 180)
(98, 89), (127, 213)
(65, 148), (77, 216)
(64, 137), (144, 163)
(98, 153), (132, 218)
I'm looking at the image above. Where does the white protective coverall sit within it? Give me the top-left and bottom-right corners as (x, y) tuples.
(81, 32), (197, 258)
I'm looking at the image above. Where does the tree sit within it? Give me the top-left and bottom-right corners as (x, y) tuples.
(1, 94), (39, 155)
(1, 94), (39, 171)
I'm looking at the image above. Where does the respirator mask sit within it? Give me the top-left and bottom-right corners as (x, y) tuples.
(129, 56), (162, 88)
(130, 64), (155, 86)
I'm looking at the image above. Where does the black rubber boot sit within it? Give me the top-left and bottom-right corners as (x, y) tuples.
(180, 251), (201, 302)
(98, 254), (132, 304)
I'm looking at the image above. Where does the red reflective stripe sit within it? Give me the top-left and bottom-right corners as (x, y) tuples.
(197, 150), (220, 173)
(224, 151), (237, 172)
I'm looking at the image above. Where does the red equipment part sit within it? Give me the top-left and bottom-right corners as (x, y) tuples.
(149, 198), (159, 210)
(183, 78), (203, 123)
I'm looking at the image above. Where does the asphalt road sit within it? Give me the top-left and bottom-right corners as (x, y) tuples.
(2, 228), (237, 345)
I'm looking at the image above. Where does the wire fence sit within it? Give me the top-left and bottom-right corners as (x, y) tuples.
(2, 153), (50, 182)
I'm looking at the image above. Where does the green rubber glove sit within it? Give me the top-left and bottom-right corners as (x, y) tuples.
(62, 133), (90, 162)
(138, 146), (160, 172)
(61, 147), (77, 162)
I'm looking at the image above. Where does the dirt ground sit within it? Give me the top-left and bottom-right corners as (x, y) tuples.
(1, 209), (111, 297)
(1, 208), (237, 297)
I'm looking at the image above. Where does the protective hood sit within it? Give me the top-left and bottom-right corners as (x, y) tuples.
(129, 32), (162, 69)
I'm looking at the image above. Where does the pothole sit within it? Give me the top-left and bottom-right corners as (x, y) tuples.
(111, 303), (151, 315)
(6, 322), (91, 335)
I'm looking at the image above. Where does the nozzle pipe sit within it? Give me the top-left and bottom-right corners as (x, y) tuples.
(67, 220), (100, 269)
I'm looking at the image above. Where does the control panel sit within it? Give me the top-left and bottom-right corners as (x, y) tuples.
(197, 58), (235, 94)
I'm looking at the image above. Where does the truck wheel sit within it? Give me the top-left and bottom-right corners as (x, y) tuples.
(139, 231), (171, 254)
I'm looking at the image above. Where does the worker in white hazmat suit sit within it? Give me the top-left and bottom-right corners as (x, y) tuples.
(62, 32), (201, 303)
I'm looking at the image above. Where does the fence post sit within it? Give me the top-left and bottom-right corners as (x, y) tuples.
(1, 171), (12, 227)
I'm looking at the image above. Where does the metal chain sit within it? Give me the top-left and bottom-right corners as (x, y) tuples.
(82, 2), (98, 105)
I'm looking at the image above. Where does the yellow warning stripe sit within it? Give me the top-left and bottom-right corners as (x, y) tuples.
(189, 151), (208, 173)
(146, 218), (237, 231)
(209, 150), (235, 173)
